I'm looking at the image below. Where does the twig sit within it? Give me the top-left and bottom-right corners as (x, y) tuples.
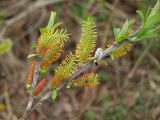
(20, 60), (41, 120)
(102, 39), (129, 58)
(32, 61), (41, 89)
(20, 37), (131, 120)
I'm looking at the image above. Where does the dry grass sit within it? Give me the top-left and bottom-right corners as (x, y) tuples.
(0, 0), (160, 120)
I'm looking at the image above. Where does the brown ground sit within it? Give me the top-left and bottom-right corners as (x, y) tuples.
(0, 0), (160, 120)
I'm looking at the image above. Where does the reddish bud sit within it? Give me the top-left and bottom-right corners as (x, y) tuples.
(26, 60), (36, 89)
(32, 78), (47, 96)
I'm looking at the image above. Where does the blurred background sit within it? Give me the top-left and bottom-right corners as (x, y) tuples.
(0, 0), (160, 120)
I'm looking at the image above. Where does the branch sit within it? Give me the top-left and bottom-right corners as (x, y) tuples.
(20, 60), (41, 120)
(22, 38), (132, 115)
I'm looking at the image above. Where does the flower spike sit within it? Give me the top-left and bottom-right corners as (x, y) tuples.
(70, 73), (100, 87)
(110, 42), (133, 60)
(76, 17), (97, 64)
(51, 52), (77, 88)
(40, 41), (64, 70)
(35, 13), (69, 70)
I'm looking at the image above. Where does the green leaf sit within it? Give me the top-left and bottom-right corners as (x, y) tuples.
(115, 19), (134, 41)
(113, 28), (121, 40)
(137, 10), (145, 24)
(52, 22), (63, 30)
(133, 0), (160, 41)
(40, 28), (49, 34)
(47, 11), (56, 29)
(27, 53), (37, 58)
(51, 90), (57, 100)
(66, 82), (72, 88)
(32, 43), (38, 48)
(39, 68), (46, 75)
(133, 26), (160, 40)
(144, 8), (151, 22)
(0, 39), (13, 55)
(26, 83), (32, 90)
(40, 22), (63, 34)
(118, 20), (130, 39)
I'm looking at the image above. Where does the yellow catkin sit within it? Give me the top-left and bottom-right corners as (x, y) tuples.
(110, 42), (133, 59)
(40, 41), (64, 69)
(72, 73), (100, 87)
(51, 53), (76, 88)
(75, 42), (96, 63)
(75, 17), (97, 64)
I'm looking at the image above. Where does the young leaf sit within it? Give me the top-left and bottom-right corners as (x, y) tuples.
(133, 0), (160, 41)
(47, 11), (56, 29)
(51, 89), (57, 100)
(39, 68), (46, 75)
(66, 82), (72, 88)
(115, 19), (134, 41)
(113, 28), (121, 40)
(32, 43), (38, 48)
(136, 10), (145, 25)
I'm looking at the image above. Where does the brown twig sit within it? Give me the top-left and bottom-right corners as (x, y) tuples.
(20, 36), (132, 119)
(20, 60), (41, 120)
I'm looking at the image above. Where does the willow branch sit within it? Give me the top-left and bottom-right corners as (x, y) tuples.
(20, 60), (41, 120)
(20, 36), (133, 120)
(30, 38), (132, 109)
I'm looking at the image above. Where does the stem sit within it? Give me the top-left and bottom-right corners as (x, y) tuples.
(21, 38), (131, 119)
(20, 60), (41, 120)
(32, 61), (41, 89)
(102, 39), (129, 58)
(27, 39), (131, 109)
